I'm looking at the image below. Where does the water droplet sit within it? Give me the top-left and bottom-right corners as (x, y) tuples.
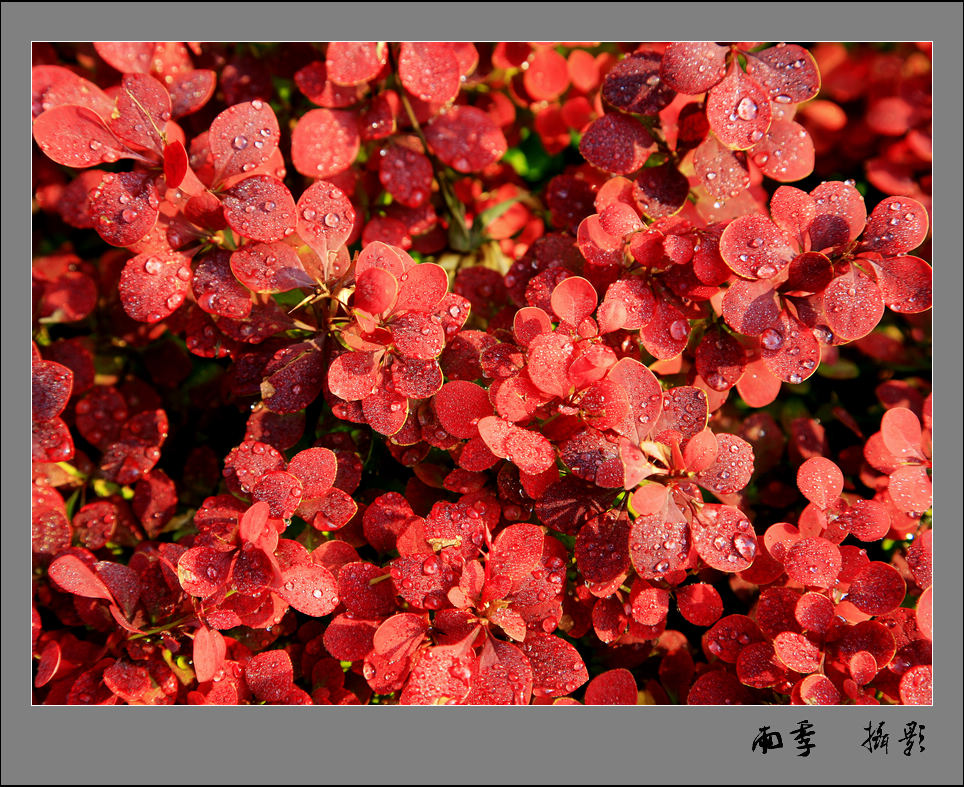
(733, 534), (756, 560)
(422, 557), (439, 575)
(736, 96), (758, 120)
(121, 208), (138, 223)
(755, 263), (776, 278)
(789, 372), (803, 384)
(774, 94), (792, 104)
(312, 588), (323, 598)
(705, 171), (717, 181)
(232, 135), (249, 150)
(251, 99), (264, 110)
(761, 328), (784, 351)
(655, 560), (670, 573)
(302, 207), (316, 221)
(166, 294), (183, 310)
(669, 319), (690, 341)
(323, 212), (340, 227)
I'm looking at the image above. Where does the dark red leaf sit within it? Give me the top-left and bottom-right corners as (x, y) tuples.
(424, 106), (507, 173)
(579, 113), (654, 175)
(602, 51), (675, 115)
(633, 163), (689, 219)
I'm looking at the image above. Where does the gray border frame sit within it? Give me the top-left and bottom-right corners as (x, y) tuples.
(5, 3), (961, 784)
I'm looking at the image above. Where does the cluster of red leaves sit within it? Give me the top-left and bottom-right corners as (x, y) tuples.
(32, 41), (931, 706)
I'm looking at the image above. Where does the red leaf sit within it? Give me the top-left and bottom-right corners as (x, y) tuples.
(823, 264), (885, 341)
(785, 537), (841, 588)
(395, 262), (449, 313)
(706, 63), (772, 150)
(633, 163), (690, 219)
(550, 276), (597, 326)
(490, 523), (545, 588)
(193, 627), (227, 684)
(89, 171), (161, 247)
(692, 504), (758, 572)
(584, 668), (638, 705)
(230, 241), (311, 295)
(296, 180), (356, 254)
(847, 562), (906, 615)
(809, 181), (866, 251)
(32, 359), (73, 423)
(720, 214), (795, 280)
(177, 547), (232, 598)
(245, 650), (294, 702)
(899, 664), (931, 705)
(328, 352), (379, 401)
(749, 120), (814, 182)
(379, 144), (433, 208)
(33, 105), (132, 168)
(363, 389), (409, 436)
(524, 47), (570, 101)
(676, 583), (723, 626)
(111, 74), (171, 155)
(398, 42), (461, 104)
(862, 196), (928, 257)
(222, 175), (297, 243)
(287, 447), (337, 499)
(629, 504), (690, 580)
(660, 42), (728, 94)
(391, 311), (446, 360)
(47, 555), (114, 602)
(760, 309), (820, 384)
(736, 642), (787, 689)
(326, 42), (387, 86)
(693, 135), (749, 201)
(521, 631), (589, 698)
(291, 107), (360, 179)
(746, 44), (820, 104)
(278, 563), (339, 617)
(209, 99), (280, 185)
(118, 252), (192, 323)
(797, 456), (844, 509)
(888, 466), (932, 515)
(869, 255), (932, 314)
